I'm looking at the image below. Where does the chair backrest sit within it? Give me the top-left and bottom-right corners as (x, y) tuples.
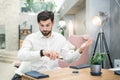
(68, 35), (85, 48)
(58, 35), (89, 68)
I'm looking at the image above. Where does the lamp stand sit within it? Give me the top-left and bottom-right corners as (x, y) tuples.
(92, 29), (113, 68)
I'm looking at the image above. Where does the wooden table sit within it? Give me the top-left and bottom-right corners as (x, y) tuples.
(22, 68), (120, 80)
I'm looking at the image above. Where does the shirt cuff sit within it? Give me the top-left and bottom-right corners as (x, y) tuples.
(76, 49), (82, 56)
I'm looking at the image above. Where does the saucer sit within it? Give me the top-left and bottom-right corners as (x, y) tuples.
(90, 72), (102, 76)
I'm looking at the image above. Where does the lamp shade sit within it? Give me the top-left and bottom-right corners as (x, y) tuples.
(92, 12), (108, 27)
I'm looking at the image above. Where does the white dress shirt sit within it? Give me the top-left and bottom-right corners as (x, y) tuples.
(18, 31), (81, 71)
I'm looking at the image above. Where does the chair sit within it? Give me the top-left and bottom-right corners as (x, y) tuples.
(58, 35), (90, 68)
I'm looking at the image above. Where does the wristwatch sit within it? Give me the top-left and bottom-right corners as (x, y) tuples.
(40, 50), (44, 57)
(80, 51), (83, 54)
(79, 49), (83, 54)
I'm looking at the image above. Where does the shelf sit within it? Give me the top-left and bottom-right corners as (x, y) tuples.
(18, 25), (32, 49)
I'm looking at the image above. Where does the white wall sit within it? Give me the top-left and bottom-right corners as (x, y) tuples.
(64, 15), (75, 38)
(0, 25), (5, 34)
(74, 8), (86, 35)
(0, 0), (20, 51)
(20, 13), (39, 32)
(62, 9), (86, 38)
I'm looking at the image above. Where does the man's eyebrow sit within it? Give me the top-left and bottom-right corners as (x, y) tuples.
(46, 23), (51, 25)
(39, 23), (44, 26)
(40, 23), (51, 26)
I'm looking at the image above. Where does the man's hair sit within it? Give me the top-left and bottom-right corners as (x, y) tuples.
(37, 11), (54, 23)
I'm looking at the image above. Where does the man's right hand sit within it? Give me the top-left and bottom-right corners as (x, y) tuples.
(43, 50), (60, 60)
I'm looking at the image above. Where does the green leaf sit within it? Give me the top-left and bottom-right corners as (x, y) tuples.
(90, 52), (106, 65)
(22, 0), (56, 13)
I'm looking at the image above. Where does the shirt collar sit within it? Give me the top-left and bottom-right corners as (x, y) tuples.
(39, 31), (55, 39)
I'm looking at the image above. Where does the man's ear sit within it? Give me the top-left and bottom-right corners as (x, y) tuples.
(52, 21), (54, 26)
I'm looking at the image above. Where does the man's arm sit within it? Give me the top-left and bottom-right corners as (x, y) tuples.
(79, 35), (93, 53)
(60, 35), (93, 64)
(18, 36), (59, 61)
(18, 36), (41, 61)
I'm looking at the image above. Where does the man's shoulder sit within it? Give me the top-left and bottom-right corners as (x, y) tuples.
(26, 31), (39, 38)
(52, 32), (67, 42)
(53, 32), (65, 38)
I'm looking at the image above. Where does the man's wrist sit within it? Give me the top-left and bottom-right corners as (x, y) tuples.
(79, 49), (83, 54)
(40, 50), (44, 57)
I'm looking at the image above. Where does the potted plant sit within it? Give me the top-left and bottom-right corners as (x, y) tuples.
(90, 52), (106, 76)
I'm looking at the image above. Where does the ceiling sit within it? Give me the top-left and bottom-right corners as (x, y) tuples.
(66, 0), (85, 14)
(53, 0), (65, 12)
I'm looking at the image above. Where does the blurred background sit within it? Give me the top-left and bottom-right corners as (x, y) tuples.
(0, 0), (120, 79)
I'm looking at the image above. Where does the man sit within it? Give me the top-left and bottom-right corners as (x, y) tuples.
(12, 10), (92, 80)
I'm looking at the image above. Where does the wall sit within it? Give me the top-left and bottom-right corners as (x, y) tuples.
(59, 0), (79, 18)
(0, 25), (5, 49)
(64, 15), (75, 38)
(110, 0), (120, 64)
(0, 0), (20, 51)
(59, 0), (86, 38)
(63, 11), (86, 38)
(74, 8), (86, 35)
(0, 25), (5, 34)
(19, 13), (39, 32)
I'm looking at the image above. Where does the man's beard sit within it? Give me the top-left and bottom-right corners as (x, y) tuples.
(41, 30), (51, 36)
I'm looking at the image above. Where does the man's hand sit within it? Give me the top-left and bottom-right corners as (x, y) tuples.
(43, 50), (60, 60)
(79, 35), (93, 53)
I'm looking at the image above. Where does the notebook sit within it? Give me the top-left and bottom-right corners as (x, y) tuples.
(114, 70), (120, 75)
(25, 71), (49, 79)
(70, 64), (90, 69)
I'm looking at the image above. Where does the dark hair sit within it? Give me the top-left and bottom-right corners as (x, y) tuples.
(37, 11), (54, 23)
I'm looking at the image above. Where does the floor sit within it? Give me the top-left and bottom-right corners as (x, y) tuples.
(0, 62), (17, 80)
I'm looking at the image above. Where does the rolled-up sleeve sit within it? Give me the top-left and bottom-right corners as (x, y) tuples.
(60, 39), (82, 64)
(18, 36), (41, 61)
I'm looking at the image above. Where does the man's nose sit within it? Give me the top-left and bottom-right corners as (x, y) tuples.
(43, 27), (47, 30)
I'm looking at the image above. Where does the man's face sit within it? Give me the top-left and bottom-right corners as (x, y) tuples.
(38, 19), (54, 37)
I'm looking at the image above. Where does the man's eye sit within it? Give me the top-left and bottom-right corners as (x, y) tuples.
(41, 25), (44, 27)
(46, 24), (50, 27)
